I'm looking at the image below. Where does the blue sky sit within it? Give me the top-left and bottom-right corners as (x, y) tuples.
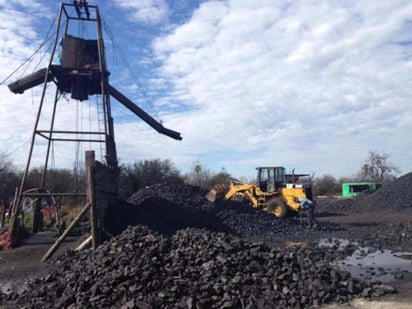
(0, 0), (411, 180)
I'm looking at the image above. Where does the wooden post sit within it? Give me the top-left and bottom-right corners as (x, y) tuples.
(0, 200), (5, 228)
(55, 198), (64, 236)
(8, 187), (20, 246)
(32, 198), (43, 233)
(86, 151), (98, 249)
(41, 202), (91, 262)
(75, 235), (92, 251)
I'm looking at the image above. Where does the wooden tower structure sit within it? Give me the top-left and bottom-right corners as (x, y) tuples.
(7, 0), (181, 248)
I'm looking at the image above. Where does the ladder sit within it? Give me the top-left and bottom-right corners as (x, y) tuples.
(95, 95), (106, 161)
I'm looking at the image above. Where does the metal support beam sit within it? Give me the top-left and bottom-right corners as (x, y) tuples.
(109, 85), (182, 141)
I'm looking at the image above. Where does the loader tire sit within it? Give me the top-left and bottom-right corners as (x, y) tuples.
(267, 198), (288, 218)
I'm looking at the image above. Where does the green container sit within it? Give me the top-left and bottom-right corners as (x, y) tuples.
(341, 182), (381, 197)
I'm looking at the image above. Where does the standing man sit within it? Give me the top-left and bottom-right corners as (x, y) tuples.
(295, 197), (318, 228)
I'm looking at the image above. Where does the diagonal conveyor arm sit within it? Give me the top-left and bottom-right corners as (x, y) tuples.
(108, 85), (182, 141)
(8, 68), (52, 94)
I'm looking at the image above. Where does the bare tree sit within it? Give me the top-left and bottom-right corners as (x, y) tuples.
(184, 161), (212, 188)
(119, 159), (182, 199)
(312, 174), (340, 197)
(207, 168), (232, 188)
(0, 152), (19, 203)
(184, 161), (232, 189)
(359, 151), (399, 183)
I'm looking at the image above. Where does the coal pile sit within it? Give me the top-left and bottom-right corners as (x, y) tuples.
(361, 172), (412, 210)
(105, 183), (229, 236)
(109, 183), (343, 240)
(214, 201), (344, 240)
(362, 222), (412, 250)
(316, 172), (412, 213)
(1, 225), (395, 309)
(128, 183), (209, 209)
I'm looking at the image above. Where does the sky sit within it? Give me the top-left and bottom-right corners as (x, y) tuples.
(0, 0), (411, 180)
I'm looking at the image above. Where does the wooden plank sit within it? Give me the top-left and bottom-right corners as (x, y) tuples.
(0, 200), (5, 228)
(41, 202), (91, 262)
(86, 151), (98, 249)
(74, 235), (92, 251)
(95, 161), (117, 196)
(32, 198), (43, 233)
(8, 187), (20, 246)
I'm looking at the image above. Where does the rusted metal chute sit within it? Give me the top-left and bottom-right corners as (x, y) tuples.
(6, 0), (182, 249)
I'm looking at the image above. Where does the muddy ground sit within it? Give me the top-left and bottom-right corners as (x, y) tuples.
(309, 207), (412, 305)
(0, 192), (411, 308)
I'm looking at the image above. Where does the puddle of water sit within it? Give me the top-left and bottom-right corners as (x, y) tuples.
(319, 238), (354, 248)
(319, 238), (412, 283)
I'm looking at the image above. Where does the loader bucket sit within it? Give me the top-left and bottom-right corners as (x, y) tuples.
(205, 189), (218, 202)
(205, 184), (229, 202)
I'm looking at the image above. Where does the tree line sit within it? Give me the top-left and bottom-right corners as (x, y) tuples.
(0, 150), (400, 203)
(0, 155), (233, 203)
(312, 151), (399, 196)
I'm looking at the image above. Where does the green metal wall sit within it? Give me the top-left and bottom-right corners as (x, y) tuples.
(341, 182), (381, 197)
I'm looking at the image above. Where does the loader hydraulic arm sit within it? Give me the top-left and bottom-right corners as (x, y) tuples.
(205, 181), (260, 207)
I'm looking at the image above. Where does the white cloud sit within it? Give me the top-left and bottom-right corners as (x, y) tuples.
(148, 0), (412, 177)
(113, 0), (169, 24)
(1, 0), (411, 181)
(0, 2), (44, 168)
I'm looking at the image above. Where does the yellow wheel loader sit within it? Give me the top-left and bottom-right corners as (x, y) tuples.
(205, 167), (312, 218)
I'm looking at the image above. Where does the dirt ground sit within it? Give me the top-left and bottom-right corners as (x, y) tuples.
(0, 208), (412, 308)
(316, 208), (412, 244)
(0, 231), (78, 295)
(295, 208), (412, 308)
(317, 210), (412, 307)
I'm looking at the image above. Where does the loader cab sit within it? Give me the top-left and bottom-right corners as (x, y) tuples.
(257, 167), (286, 193)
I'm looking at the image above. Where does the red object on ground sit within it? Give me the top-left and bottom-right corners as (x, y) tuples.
(0, 230), (12, 250)
(41, 206), (56, 218)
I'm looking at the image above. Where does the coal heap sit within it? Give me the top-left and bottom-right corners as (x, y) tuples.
(105, 183), (230, 236)
(128, 183), (209, 208)
(361, 221), (412, 250)
(317, 172), (412, 212)
(0, 183), (398, 308)
(1, 226), (395, 309)
(362, 172), (412, 210)
(112, 183), (343, 240)
(214, 201), (343, 240)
